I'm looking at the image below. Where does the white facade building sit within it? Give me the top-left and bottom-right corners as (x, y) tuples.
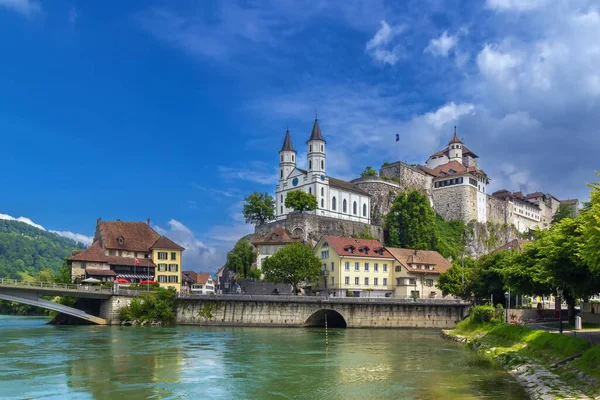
(275, 118), (371, 224)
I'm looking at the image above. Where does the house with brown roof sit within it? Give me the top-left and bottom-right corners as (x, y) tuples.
(68, 218), (185, 291)
(386, 248), (452, 299)
(251, 226), (300, 272)
(182, 271), (215, 295)
(275, 117), (372, 225)
(312, 236), (396, 298)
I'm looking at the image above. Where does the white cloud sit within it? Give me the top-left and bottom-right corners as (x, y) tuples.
(154, 219), (219, 269)
(424, 102), (475, 130)
(476, 44), (521, 83)
(486, 0), (549, 12)
(424, 31), (458, 57)
(0, 0), (41, 17)
(49, 231), (93, 246)
(365, 20), (406, 65)
(0, 212), (93, 245)
(218, 161), (278, 186)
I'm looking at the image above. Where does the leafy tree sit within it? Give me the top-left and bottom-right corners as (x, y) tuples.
(262, 242), (321, 294)
(471, 251), (513, 303)
(284, 190), (317, 213)
(247, 268), (262, 281)
(579, 172), (600, 271)
(53, 258), (72, 283)
(360, 166), (378, 178)
(226, 239), (257, 279)
(37, 270), (54, 283)
(435, 216), (466, 259)
(552, 203), (576, 224)
(242, 192), (275, 226)
(355, 226), (377, 240)
(385, 190), (438, 250)
(437, 257), (476, 300)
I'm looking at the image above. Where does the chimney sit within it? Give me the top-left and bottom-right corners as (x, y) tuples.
(96, 217), (102, 226)
(147, 218), (151, 226)
(414, 249), (418, 256)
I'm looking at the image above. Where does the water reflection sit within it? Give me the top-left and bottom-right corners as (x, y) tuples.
(0, 317), (528, 400)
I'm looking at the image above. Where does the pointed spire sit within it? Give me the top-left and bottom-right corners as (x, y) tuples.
(307, 115), (326, 143)
(448, 126), (463, 145)
(280, 127), (296, 152)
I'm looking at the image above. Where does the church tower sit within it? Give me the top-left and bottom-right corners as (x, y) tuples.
(279, 127), (296, 181)
(448, 126), (463, 164)
(307, 115), (326, 176)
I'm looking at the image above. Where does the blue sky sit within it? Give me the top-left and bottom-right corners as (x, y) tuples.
(1, 0), (599, 272)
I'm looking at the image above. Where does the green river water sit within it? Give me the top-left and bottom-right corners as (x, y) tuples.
(0, 316), (528, 399)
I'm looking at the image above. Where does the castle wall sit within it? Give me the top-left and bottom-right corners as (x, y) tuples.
(378, 162), (433, 193)
(255, 213), (384, 247)
(432, 185), (478, 222)
(351, 177), (402, 225)
(486, 196), (510, 225)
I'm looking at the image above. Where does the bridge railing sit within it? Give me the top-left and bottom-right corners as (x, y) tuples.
(0, 279), (114, 294)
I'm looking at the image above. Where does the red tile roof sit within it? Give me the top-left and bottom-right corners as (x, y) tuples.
(99, 221), (160, 251)
(386, 248), (451, 274)
(252, 226), (296, 245)
(68, 239), (156, 267)
(319, 236), (394, 259)
(196, 273), (212, 285)
(448, 132), (463, 145)
(429, 145), (478, 160)
(86, 268), (117, 277)
(151, 236), (185, 251)
(418, 160), (488, 179)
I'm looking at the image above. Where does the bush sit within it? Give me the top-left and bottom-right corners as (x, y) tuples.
(118, 288), (177, 324)
(471, 305), (497, 323)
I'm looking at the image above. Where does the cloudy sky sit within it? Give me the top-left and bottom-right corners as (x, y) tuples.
(1, 0), (598, 271)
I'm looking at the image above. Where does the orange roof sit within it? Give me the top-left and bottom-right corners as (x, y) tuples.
(98, 221), (160, 251)
(386, 248), (451, 274)
(448, 132), (463, 145)
(68, 241), (156, 267)
(196, 273), (212, 285)
(151, 236), (185, 251)
(319, 236), (394, 259)
(419, 160), (488, 179)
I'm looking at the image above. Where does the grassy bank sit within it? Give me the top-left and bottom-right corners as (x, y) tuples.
(449, 306), (600, 398)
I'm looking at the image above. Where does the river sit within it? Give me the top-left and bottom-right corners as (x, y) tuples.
(0, 316), (527, 399)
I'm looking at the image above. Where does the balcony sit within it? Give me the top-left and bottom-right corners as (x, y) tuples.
(322, 270), (329, 276)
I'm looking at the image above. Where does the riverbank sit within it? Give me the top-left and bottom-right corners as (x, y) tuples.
(442, 319), (600, 399)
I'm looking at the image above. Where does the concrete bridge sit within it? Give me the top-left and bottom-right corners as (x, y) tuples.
(0, 280), (126, 325)
(176, 295), (470, 329)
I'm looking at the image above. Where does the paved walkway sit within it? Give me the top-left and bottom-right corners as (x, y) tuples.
(526, 322), (600, 344)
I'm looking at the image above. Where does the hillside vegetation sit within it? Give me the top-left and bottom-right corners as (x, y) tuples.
(0, 219), (85, 280)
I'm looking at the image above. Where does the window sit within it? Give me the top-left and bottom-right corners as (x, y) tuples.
(332, 196), (337, 211)
(345, 262), (350, 271)
(323, 263), (327, 272)
(321, 160), (324, 169)
(383, 278), (387, 286)
(321, 144), (323, 152)
(280, 206), (283, 214)
(321, 199), (324, 207)
(343, 199), (347, 213)
(331, 262), (335, 271)
(309, 187), (312, 194)
(171, 252), (176, 260)
(396, 278), (401, 286)
(109, 250), (115, 256)
(374, 278), (378, 286)
(364, 277), (369, 285)
(158, 275), (167, 283)
(281, 155), (283, 162)
(354, 262), (359, 271)
(309, 160), (312, 170)
(81, 261), (86, 269)
(168, 275), (179, 283)
(309, 145), (312, 152)
(292, 154), (294, 162)
(363, 204), (367, 217)
(426, 279), (434, 287)
(409, 278), (416, 285)
(331, 277), (334, 285)
(169, 264), (178, 272)
(353, 202), (357, 215)
(374, 263), (378, 272)
(158, 264), (167, 272)
(364, 263), (369, 271)
(395, 265), (400, 272)
(383, 264), (388, 272)
(345, 276), (349, 285)
(158, 252), (168, 260)
(355, 277), (359, 285)
(321, 250), (329, 259)
(280, 169), (283, 178)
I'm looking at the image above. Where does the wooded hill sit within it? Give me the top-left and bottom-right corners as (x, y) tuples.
(0, 219), (86, 280)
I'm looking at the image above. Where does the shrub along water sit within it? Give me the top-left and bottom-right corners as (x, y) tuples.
(118, 288), (177, 324)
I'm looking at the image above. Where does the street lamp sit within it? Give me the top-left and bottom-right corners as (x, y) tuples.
(557, 287), (563, 334)
(504, 291), (510, 323)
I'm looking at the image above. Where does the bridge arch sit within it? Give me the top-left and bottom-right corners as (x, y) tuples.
(304, 309), (347, 328)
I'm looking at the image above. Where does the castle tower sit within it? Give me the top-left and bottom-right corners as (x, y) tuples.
(448, 126), (463, 164)
(307, 115), (326, 175)
(279, 127), (296, 181)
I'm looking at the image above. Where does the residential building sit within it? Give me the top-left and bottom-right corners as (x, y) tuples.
(312, 236), (395, 298)
(386, 248), (452, 299)
(275, 118), (371, 224)
(251, 226), (299, 271)
(68, 218), (184, 292)
(183, 272), (215, 295)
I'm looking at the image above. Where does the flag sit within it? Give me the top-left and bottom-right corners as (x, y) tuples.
(395, 133), (399, 142)
(135, 258), (140, 265)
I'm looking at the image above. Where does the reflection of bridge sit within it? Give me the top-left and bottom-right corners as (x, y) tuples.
(0, 280), (118, 325)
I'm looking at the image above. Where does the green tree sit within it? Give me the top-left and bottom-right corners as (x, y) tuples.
(435, 216), (466, 259)
(385, 190), (438, 250)
(284, 190), (318, 213)
(242, 192), (275, 226)
(437, 257), (476, 300)
(471, 251), (513, 303)
(247, 268), (262, 281)
(53, 258), (72, 283)
(360, 166), (378, 178)
(579, 172), (600, 271)
(226, 239), (257, 279)
(552, 203), (576, 224)
(37, 269), (54, 283)
(262, 242), (321, 294)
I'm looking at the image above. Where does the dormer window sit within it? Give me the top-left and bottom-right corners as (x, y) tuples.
(358, 246), (370, 255)
(344, 245), (355, 254)
(117, 236), (124, 245)
(322, 242), (329, 248)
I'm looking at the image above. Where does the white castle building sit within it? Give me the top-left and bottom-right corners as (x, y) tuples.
(275, 117), (371, 224)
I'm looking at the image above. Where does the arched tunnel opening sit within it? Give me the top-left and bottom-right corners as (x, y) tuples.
(304, 309), (347, 328)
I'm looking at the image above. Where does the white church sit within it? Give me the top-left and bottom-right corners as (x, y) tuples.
(275, 117), (371, 224)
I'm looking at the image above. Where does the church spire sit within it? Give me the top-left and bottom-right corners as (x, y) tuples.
(280, 127), (295, 152)
(307, 115), (325, 143)
(448, 126), (463, 145)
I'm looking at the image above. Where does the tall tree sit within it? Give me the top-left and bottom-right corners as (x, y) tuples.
(284, 190), (317, 213)
(242, 192), (275, 226)
(360, 166), (378, 178)
(262, 242), (321, 294)
(385, 190), (438, 250)
(226, 239), (257, 279)
(437, 257), (476, 300)
(552, 204), (576, 224)
(579, 172), (600, 271)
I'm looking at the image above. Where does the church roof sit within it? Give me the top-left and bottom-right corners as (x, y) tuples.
(307, 117), (325, 143)
(429, 145), (478, 160)
(448, 132), (463, 145)
(280, 129), (296, 152)
(329, 177), (370, 196)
